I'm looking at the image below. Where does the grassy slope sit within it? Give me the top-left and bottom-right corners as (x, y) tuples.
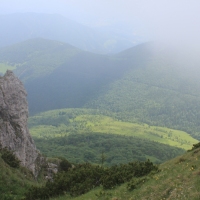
(1, 141), (198, 200)
(29, 108), (197, 151)
(51, 146), (200, 200)
(0, 154), (37, 200)
(74, 114), (196, 149)
(0, 38), (82, 81)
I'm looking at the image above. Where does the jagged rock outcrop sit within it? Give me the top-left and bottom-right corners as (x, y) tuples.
(0, 70), (43, 176)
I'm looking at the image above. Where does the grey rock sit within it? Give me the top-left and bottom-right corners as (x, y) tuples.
(45, 163), (59, 181)
(0, 70), (42, 176)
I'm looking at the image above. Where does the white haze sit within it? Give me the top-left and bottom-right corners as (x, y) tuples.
(1, 0), (200, 69)
(1, 0), (200, 45)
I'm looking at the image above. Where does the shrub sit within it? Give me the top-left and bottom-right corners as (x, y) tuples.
(127, 177), (148, 191)
(59, 158), (72, 172)
(188, 142), (200, 151)
(1, 148), (20, 168)
(24, 160), (158, 199)
(101, 159), (158, 189)
(24, 163), (105, 199)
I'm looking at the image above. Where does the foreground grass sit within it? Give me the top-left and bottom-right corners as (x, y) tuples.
(0, 154), (38, 200)
(50, 146), (200, 200)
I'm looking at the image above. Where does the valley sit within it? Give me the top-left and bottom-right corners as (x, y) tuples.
(1, 39), (200, 140)
(0, 0), (199, 197)
(29, 108), (194, 164)
(1, 38), (200, 167)
(0, 33), (200, 199)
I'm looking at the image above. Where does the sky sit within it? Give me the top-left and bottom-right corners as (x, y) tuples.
(0, 0), (200, 45)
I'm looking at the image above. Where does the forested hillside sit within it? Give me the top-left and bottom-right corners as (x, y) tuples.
(0, 38), (82, 79)
(1, 40), (200, 140)
(86, 45), (200, 139)
(0, 38), (148, 114)
(28, 108), (198, 165)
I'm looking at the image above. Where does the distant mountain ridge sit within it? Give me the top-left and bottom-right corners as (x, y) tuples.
(0, 13), (136, 54)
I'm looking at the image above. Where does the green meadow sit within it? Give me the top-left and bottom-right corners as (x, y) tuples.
(73, 114), (197, 150)
(29, 108), (198, 151)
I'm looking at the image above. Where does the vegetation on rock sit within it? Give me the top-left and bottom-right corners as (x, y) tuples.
(1, 148), (20, 168)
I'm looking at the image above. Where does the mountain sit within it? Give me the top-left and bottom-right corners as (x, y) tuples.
(0, 13), (135, 54)
(0, 38), (135, 114)
(0, 38), (82, 80)
(1, 40), (200, 199)
(86, 44), (200, 139)
(0, 39), (153, 114)
(1, 39), (200, 140)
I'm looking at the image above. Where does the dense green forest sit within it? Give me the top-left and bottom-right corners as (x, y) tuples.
(34, 132), (185, 165)
(85, 45), (200, 140)
(25, 160), (158, 199)
(86, 66), (200, 139)
(28, 108), (197, 165)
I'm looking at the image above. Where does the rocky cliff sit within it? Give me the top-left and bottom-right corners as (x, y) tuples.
(0, 70), (42, 176)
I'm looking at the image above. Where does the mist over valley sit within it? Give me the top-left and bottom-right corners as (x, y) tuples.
(1, 1), (200, 199)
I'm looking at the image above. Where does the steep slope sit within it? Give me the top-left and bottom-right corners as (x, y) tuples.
(0, 70), (42, 176)
(0, 38), (82, 81)
(0, 38), (137, 114)
(49, 144), (200, 200)
(0, 39), (153, 114)
(86, 44), (200, 139)
(0, 152), (37, 200)
(0, 13), (134, 54)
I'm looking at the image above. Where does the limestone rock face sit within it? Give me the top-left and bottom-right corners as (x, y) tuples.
(0, 70), (41, 176)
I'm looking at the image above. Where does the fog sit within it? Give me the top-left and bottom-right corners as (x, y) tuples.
(0, 0), (199, 44)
